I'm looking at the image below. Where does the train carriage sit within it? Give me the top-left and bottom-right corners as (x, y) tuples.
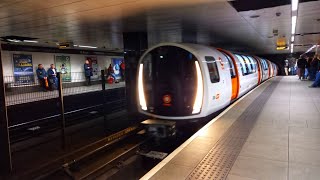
(137, 43), (277, 120)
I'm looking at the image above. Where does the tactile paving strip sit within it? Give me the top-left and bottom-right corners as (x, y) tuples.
(187, 78), (281, 180)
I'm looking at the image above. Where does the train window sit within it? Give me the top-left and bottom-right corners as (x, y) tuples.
(235, 54), (247, 75)
(262, 59), (268, 70)
(241, 55), (253, 74)
(221, 52), (236, 78)
(205, 56), (220, 83)
(247, 56), (257, 73)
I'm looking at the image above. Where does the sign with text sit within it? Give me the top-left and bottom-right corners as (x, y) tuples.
(13, 54), (34, 84)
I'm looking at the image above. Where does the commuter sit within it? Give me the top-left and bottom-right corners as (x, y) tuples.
(120, 60), (125, 80)
(309, 69), (320, 88)
(84, 59), (93, 86)
(306, 57), (312, 80)
(48, 64), (58, 90)
(284, 60), (289, 76)
(36, 64), (48, 91)
(310, 55), (319, 80)
(297, 55), (307, 80)
(107, 64), (118, 83)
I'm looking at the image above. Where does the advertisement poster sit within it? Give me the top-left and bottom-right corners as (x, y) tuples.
(111, 58), (124, 80)
(13, 54), (34, 84)
(86, 56), (99, 80)
(55, 55), (71, 82)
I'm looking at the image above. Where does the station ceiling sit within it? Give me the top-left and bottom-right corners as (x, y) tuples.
(0, 0), (319, 54)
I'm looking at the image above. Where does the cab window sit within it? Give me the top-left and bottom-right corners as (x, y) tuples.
(205, 56), (220, 83)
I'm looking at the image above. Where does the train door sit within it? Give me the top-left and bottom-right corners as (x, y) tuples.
(253, 56), (262, 85)
(267, 60), (272, 78)
(261, 59), (269, 81)
(219, 50), (239, 101)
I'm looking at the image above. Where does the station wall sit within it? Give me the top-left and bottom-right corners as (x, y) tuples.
(1, 50), (123, 82)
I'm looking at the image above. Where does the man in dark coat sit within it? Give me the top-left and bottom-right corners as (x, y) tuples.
(84, 59), (92, 86)
(36, 64), (48, 91)
(297, 56), (307, 80)
(48, 64), (58, 90)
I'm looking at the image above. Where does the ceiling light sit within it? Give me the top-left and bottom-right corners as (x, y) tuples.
(7, 39), (21, 43)
(23, 40), (38, 43)
(291, 44), (294, 53)
(78, 45), (97, 49)
(292, 0), (299, 11)
(292, 16), (297, 34)
(291, 36), (295, 42)
(305, 45), (317, 53)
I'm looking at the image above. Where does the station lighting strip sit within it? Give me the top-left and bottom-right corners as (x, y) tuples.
(305, 45), (319, 54)
(73, 44), (98, 48)
(291, 0), (299, 53)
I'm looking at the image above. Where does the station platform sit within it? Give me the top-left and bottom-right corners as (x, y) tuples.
(142, 76), (320, 180)
(5, 82), (125, 106)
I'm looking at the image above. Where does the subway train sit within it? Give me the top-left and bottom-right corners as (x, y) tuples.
(137, 43), (277, 120)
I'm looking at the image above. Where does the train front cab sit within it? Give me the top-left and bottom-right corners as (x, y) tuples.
(137, 45), (201, 119)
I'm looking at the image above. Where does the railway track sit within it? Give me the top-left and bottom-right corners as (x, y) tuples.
(9, 99), (126, 143)
(11, 124), (148, 180)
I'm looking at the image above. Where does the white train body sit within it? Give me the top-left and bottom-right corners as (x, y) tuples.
(137, 43), (277, 120)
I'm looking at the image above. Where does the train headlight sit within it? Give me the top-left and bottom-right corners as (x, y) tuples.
(192, 61), (203, 114)
(138, 64), (147, 110)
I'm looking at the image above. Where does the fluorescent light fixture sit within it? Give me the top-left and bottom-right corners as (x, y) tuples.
(291, 44), (294, 53)
(73, 44), (78, 47)
(138, 64), (147, 111)
(7, 39), (21, 43)
(292, 0), (299, 11)
(23, 40), (38, 43)
(305, 45), (317, 53)
(292, 16), (297, 34)
(291, 36), (294, 42)
(192, 61), (203, 114)
(78, 45), (97, 48)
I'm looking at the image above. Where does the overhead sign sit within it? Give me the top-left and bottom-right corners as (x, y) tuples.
(276, 37), (288, 50)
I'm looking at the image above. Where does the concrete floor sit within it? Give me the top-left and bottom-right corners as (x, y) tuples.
(142, 76), (320, 180)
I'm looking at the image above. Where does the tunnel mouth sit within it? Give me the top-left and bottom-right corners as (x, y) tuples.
(140, 45), (198, 116)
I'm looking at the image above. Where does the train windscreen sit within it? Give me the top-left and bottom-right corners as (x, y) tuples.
(140, 46), (198, 116)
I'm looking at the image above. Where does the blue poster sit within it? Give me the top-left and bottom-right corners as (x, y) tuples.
(13, 54), (34, 84)
(111, 58), (124, 80)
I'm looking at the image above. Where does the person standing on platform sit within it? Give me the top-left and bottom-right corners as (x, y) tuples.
(36, 64), (48, 91)
(310, 55), (319, 80)
(284, 60), (289, 76)
(309, 62), (320, 88)
(84, 59), (93, 86)
(48, 64), (58, 90)
(107, 64), (118, 83)
(306, 57), (312, 80)
(297, 55), (307, 80)
(120, 60), (125, 80)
